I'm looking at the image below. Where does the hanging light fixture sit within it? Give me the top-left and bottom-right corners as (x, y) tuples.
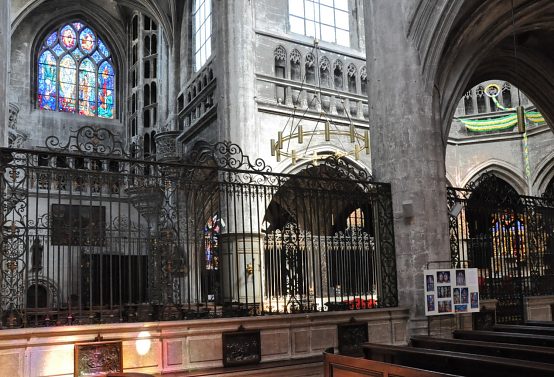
(270, 39), (370, 165)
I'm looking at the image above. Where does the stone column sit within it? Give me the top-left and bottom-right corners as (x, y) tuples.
(0, 0), (10, 146)
(216, 0), (258, 156)
(166, 32), (180, 131)
(214, 1), (263, 309)
(364, 1), (450, 335)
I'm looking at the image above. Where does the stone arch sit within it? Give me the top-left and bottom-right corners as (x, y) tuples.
(432, 1), (554, 142)
(319, 56), (331, 87)
(278, 148), (372, 179)
(290, 49), (302, 81)
(532, 150), (554, 196)
(26, 276), (60, 308)
(461, 159), (528, 195)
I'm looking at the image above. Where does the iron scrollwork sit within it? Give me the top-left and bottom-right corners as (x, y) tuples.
(45, 126), (131, 157)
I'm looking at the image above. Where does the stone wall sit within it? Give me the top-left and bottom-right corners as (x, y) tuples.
(524, 295), (554, 321)
(0, 308), (408, 376)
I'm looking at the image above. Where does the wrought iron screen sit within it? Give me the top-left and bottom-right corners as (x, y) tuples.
(0, 128), (397, 328)
(448, 174), (554, 324)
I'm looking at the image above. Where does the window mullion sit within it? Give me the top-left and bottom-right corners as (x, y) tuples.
(75, 57), (79, 115)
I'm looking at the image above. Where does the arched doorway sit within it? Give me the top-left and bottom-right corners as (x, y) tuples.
(449, 172), (554, 323)
(262, 161), (378, 313)
(26, 284), (48, 308)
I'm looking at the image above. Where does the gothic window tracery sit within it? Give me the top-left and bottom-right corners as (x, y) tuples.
(464, 90), (474, 114)
(274, 46), (287, 103)
(502, 82), (512, 108)
(290, 49), (302, 81)
(128, 13), (158, 153)
(347, 63), (357, 93)
(360, 66), (367, 94)
(306, 53), (316, 84)
(37, 21), (115, 118)
(333, 59), (343, 89)
(319, 56), (330, 87)
(476, 85), (486, 113)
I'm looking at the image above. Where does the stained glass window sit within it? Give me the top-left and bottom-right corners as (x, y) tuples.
(37, 21), (116, 118)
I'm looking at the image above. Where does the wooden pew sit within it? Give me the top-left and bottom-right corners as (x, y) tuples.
(493, 324), (554, 336)
(323, 352), (459, 377)
(410, 335), (554, 364)
(363, 343), (554, 377)
(453, 329), (554, 347)
(526, 320), (554, 327)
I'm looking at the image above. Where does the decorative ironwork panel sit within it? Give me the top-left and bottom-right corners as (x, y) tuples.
(338, 320), (369, 356)
(0, 135), (398, 328)
(448, 173), (554, 324)
(222, 328), (261, 367)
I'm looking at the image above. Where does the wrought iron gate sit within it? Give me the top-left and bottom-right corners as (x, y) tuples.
(0, 127), (398, 328)
(448, 173), (554, 324)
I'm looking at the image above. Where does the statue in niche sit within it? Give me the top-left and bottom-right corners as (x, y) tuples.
(31, 237), (43, 272)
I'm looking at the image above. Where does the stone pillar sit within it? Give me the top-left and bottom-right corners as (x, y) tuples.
(219, 189), (264, 306)
(215, 1), (263, 309)
(166, 36), (180, 131)
(364, 1), (450, 335)
(0, 0), (10, 146)
(217, 0), (258, 156)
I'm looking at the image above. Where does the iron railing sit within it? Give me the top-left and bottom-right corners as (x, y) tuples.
(0, 129), (397, 328)
(448, 174), (554, 323)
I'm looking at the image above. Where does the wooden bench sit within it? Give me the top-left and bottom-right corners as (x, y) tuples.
(323, 352), (459, 377)
(526, 320), (554, 327)
(410, 335), (554, 364)
(453, 329), (554, 347)
(493, 324), (554, 336)
(362, 343), (554, 377)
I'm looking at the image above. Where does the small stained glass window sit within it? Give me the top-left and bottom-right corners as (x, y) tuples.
(37, 21), (116, 119)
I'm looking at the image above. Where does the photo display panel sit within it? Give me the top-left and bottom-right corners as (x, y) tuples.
(423, 268), (480, 316)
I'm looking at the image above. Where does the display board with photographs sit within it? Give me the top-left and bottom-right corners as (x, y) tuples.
(423, 268), (480, 316)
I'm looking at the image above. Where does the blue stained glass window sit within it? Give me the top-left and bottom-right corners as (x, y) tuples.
(38, 51), (57, 111)
(52, 44), (64, 56)
(37, 21), (116, 118)
(98, 38), (110, 57)
(98, 61), (115, 119)
(60, 25), (77, 50)
(72, 49), (84, 59)
(91, 51), (103, 63)
(46, 32), (57, 47)
(79, 28), (96, 53)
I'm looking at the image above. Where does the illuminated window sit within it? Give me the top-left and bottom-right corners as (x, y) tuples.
(37, 21), (115, 118)
(289, 0), (350, 47)
(193, 0), (212, 71)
